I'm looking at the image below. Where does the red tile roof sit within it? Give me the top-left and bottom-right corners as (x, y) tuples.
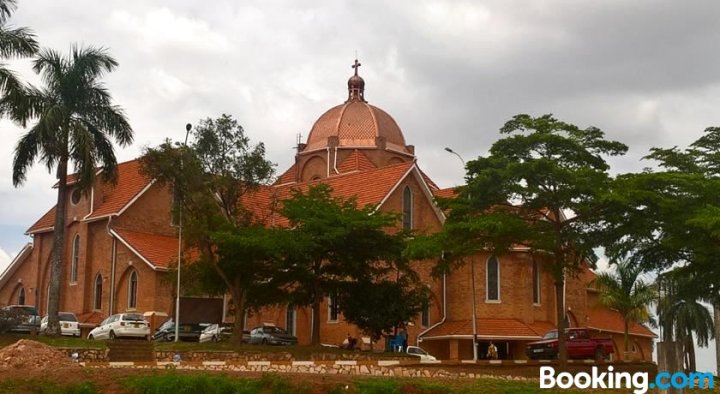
(27, 206), (57, 234)
(245, 161), (416, 227)
(274, 164), (297, 185)
(86, 160), (152, 220)
(113, 228), (179, 270)
(433, 187), (457, 199)
(587, 307), (656, 338)
(422, 319), (555, 340)
(26, 160), (153, 233)
(336, 150), (377, 173)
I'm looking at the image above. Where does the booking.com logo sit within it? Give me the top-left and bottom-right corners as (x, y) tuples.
(540, 366), (714, 394)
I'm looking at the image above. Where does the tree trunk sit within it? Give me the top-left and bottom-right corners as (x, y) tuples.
(714, 301), (720, 377)
(46, 157), (69, 336)
(555, 277), (567, 367)
(686, 331), (696, 372)
(624, 320), (630, 353)
(231, 288), (246, 344)
(311, 288), (321, 346)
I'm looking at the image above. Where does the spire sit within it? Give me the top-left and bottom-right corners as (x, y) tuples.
(347, 58), (365, 102)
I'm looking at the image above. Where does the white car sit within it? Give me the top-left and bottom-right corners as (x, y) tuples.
(40, 312), (80, 337)
(406, 346), (437, 361)
(87, 313), (150, 340)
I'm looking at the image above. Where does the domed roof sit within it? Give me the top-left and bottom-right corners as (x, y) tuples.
(303, 60), (410, 154)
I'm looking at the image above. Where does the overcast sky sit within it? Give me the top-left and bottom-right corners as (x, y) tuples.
(1, 0), (719, 370)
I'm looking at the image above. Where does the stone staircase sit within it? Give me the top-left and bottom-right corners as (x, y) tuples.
(107, 339), (155, 362)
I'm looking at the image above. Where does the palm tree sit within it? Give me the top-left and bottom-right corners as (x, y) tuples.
(657, 270), (715, 372)
(594, 259), (657, 356)
(2, 45), (133, 335)
(0, 0), (39, 98)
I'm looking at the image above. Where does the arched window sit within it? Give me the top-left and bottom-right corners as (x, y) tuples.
(93, 274), (103, 310)
(18, 287), (25, 305)
(46, 284), (50, 314)
(486, 256), (500, 302)
(286, 304), (296, 335)
(532, 260), (541, 305)
(128, 271), (138, 309)
(71, 234), (80, 283)
(402, 186), (413, 231)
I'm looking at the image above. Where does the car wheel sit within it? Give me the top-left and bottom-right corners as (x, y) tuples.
(109, 331), (116, 340)
(88, 335), (94, 340)
(211, 335), (218, 342)
(261, 338), (268, 345)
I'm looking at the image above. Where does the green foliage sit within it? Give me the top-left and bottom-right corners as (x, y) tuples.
(593, 259), (656, 352)
(279, 184), (408, 344)
(141, 114), (275, 340)
(432, 114), (627, 363)
(0, 0), (39, 103)
(0, 379), (97, 394)
(603, 127), (720, 297)
(338, 278), (428, 342)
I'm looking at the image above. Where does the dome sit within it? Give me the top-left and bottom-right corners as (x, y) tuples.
(303, 60), (410, 154)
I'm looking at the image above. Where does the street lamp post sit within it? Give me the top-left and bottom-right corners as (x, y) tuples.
(175, 123), (192, 343)
(444, 147), (478, 362)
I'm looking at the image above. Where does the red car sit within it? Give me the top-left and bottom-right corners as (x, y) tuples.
(526, 328), (614, 360)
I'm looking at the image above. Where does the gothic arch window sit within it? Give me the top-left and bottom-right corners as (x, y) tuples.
(70, 234), (80, 283)
(128, 271), (138, 309)
(17, 287), (25, 305)
(286, 304), (296, 335)
(486, 256), (500, 302)
(402, 186), (413, 231)
(93, 273), (103, 311)
(532, 260), (541, 305)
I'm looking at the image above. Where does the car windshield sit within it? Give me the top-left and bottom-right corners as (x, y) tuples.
(58, 313), (77, 322)
(543, 331), (558, 340)
(123, 314), (144, 321)
(11, 306), (37, 315)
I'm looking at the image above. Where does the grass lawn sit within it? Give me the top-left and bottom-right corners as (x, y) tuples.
(0, 333), (106, 349)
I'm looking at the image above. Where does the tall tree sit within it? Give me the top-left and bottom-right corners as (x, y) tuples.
(437, 114), (627, 365)
(657, 270), (715, 372)
(0, 0), (39, 99)
(280, 184), (407, 345)
(593, 259), (656, 357)
(5, 46), (132, 335)
(602, 127), (720, 374)
(141, 114), (275, 341)
(338, 277), (428, 350)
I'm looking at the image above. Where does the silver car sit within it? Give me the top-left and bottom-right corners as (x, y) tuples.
(40, 312), (80, 337)
(87, 313), (150, 340)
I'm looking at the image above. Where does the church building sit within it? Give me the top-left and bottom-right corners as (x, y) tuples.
(0, 61), (654, 361)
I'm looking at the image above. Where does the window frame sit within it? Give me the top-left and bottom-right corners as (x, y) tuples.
(70, 234), (80, 284)
(402, 185), (413, 231)
(532, 260), (541, 305)
(93, 273), (103, 311)
(327, 292), (339, 323)
(18, 287), (25, 305)
(485, 256), (501, 303)
(127, 270), (138, 310)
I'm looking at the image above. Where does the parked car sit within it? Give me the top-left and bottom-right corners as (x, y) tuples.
(248, 324), (297, 346)
(1, 305), (40, 333)
(40, 312), (80, 337)
(152, 319), (204, 342)
(198, 323), (250, 343)
(87, 313), (150, 340)
(526, 328), (614, 360)
(406, 346), (437, 361)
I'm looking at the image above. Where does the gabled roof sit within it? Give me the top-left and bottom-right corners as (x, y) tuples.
(273, 163), (297, 186)
(26, 159), (154, 233)
(433, 187), (457, 199)
(85, 160), (152, 220)
(27, 206), (56, 234)
(245, 161), (423, 228)
(336, 150), (376, 173)
(111, 228), (178, 271)
(587, 307), (656, 338)
(0, 243), (33, 289)
(421, 318), (555, 340)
